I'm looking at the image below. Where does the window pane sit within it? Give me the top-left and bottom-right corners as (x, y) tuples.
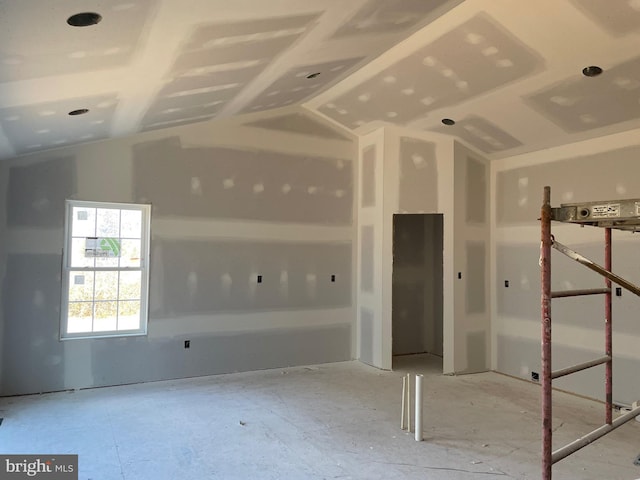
(119, 271), (141, 300)
(94, 271), (118, 300)
(95, 254), (119, 268)
(96, 209), (120, 237)
(118, 301), (140, 330)
(67, 302), (93, 333)
(120, 239), (141, 267)
(94, 302), (117, 331)
(121, 209), (142, 239)
(63, 201), (149, 339)
(70, 238), (95, 268)
(72, 207), (96, 237)
(69, 272), (95, 302)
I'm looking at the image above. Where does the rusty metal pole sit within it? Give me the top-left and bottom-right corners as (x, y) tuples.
(605, 227), (612, 425)
(541, 187), (552, 480)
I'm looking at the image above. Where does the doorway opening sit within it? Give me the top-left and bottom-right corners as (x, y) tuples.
(391, 214), (444, 373)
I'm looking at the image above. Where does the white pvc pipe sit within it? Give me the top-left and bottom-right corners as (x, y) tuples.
(406, 373), (411, 433)
(415, 374), (423, 441)
(401, 376), (407, 430)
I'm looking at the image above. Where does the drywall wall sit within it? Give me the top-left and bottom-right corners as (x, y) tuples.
(392, 214), (443, 356)
(491, 128), (640, 405)
(356, 126), (467, 372)
(0, 107), (357, 396)
(453, 141), (491, 373)
(356, 130), (384, 367)
(0, 161), (6, 386)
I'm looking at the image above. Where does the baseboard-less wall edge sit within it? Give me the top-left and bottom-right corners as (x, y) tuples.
(438, 367), (491, 376)
(356, 359), (391, 371)
(1, 323), (351, 397)
(490, 369), (624, 406)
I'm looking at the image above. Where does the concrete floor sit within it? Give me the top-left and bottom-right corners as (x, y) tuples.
(1, 355), (639, 479)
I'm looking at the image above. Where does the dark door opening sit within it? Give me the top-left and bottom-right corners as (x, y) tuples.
(392, 214), (444, 369)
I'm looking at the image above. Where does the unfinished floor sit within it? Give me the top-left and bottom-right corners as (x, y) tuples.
(1, 355), (638, 480)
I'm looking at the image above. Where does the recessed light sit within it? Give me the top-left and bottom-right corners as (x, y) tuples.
(582, 65), (603, 77)
(68, 109), (89, 116)
(67, 12), (102, 27)
(306, 72), (321, 79)
(441, 118), (456, 126)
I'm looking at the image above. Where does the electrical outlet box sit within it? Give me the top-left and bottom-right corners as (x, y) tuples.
(184, 340), (190, 349)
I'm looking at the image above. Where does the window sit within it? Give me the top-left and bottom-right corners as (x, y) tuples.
(61, 200), (151, 339)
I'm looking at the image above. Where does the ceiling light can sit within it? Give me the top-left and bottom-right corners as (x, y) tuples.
(68, 109), (90, 116)
(67, 12), (102, 27)
(582, 65), (603, 77)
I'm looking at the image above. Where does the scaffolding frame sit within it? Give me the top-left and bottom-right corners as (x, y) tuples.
(540, 186), (640, 479)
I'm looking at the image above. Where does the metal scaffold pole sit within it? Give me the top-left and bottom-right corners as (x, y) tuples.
(540, 187), (552, 480)
(539, 187), (640, 479)
(604, 227), (612, 426)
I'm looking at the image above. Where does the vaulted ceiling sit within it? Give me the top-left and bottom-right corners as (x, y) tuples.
(1, 0), (639, 161)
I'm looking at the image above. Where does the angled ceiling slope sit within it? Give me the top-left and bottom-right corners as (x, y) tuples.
(308, 0), (640, 159)
(4, 0), (638, 162)
(0, 0), (461, 160)
(244, 111), (353, 141)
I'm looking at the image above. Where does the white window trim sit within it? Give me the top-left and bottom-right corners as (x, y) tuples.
(60, 200), (151, 340)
